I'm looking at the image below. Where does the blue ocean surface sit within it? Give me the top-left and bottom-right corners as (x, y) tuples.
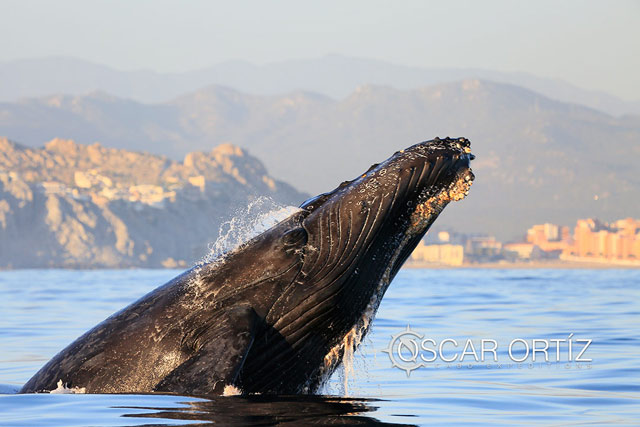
(1, 268), (639, 425)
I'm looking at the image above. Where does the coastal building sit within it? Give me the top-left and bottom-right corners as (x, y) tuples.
(40, 181), (68, 195)
(465, 236), (502, 262)
(503, 242), (535, 259)
(526, 223), (565, 245)
(128, 184), (175, 207)
(521, 222), (570, 256)
(74, 170), (114, 189)
(437, 231), (451, 242)
(412, 219), (640, 266)
(562, 217), (640, 262)
(411, 242), (464, 266)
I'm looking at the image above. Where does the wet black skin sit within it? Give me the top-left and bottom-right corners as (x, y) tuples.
(21, 137), (474, 395)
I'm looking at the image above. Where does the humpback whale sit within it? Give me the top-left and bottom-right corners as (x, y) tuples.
(21, 137), (474, 395)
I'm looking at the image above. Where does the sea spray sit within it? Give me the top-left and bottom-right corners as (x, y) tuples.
(321, 297), (378, 396)
(200, 196), (301, 266)
(185, 197), (301, 311)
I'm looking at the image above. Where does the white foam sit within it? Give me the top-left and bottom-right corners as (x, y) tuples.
(49, 379), (86, 394)
(222, 384), (242, 396)
(201, 196), (301, 265)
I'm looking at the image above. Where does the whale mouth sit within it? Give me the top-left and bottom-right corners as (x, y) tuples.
(411, 152), (474, 226)
(385, 147), (475, 282)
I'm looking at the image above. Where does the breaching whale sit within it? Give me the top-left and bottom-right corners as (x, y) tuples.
(21, 137), (475, 395)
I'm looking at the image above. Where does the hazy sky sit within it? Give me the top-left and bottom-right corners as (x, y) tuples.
(2, 0), (639, 100)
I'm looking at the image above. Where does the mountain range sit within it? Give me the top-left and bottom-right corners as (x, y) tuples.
(1, 78), (639, 240)
(1, 55), (639, 116)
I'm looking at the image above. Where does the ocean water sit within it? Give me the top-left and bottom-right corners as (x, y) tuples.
(1, 268), (639, 425)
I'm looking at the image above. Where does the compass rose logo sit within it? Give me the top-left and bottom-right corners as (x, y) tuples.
(381, 325), (423, 377)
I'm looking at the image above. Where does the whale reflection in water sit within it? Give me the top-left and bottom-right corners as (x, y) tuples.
(120, 395), (416, 426)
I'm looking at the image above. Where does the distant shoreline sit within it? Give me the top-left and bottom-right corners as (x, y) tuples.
(2, 261), (639, 271)
(405, 260), (640, 269)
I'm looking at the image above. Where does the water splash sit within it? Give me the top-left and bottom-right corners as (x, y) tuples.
(49, 379), (86, 394)
(322, 299), (376, 396)
(222, 384), (242, 396)
(200, 196), (301, 266)
(185, 197), (301, 311)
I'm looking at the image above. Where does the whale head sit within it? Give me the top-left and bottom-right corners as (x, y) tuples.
(240, 137), (474, 393)
(300, 136), (474, 293)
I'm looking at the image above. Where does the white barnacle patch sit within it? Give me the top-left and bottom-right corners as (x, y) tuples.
(410, 168), (473, 229)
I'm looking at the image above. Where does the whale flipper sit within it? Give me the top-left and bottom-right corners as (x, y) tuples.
(154, 305), (258, 395)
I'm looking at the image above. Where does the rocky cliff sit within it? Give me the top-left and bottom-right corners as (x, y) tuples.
(0, 137), (307, 268)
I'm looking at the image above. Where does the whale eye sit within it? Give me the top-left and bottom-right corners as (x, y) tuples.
(282, 227), (308, 247)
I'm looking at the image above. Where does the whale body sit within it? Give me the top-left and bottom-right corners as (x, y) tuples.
(21, 137), (474, 395)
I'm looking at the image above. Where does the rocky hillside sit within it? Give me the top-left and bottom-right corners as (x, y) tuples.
(0, 138), (307, 268)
